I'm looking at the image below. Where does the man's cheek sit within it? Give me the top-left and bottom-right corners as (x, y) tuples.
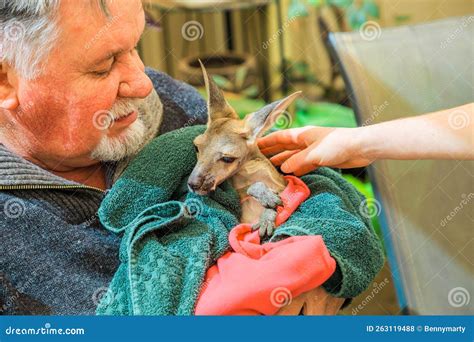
(65, 128), (102, 155)
(17, 88), (67, 134)
(53, 104), (105, 154)
(74, 109), (107, 141)
(17, 103), (58, 138)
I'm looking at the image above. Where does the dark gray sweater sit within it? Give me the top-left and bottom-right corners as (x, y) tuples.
(0, 68), (207, 315)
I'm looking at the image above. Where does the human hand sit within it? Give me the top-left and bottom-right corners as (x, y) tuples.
(258, 126), (374, 176)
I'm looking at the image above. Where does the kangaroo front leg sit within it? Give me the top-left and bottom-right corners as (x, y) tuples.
(247, 182), (282, 208)
(247, 182), (282, 237)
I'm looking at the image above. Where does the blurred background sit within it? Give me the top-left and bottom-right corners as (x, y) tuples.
(138, 0), (473, 315)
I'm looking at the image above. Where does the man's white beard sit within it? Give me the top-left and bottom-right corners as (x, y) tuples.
(90, 90), (162, 162)
(90, 98), (148, 162)
(90, 118), (146, 162)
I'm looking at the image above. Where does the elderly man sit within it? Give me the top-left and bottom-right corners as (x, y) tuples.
(0, 0), (211, 314)
(1, 0), (382, 315)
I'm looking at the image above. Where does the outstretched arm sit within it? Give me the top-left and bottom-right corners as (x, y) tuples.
(258, 103), (474, 176)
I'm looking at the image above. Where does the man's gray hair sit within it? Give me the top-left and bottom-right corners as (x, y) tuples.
(0, 0), (108, 80)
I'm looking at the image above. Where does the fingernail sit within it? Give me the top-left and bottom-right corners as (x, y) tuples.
(280, 163), (289, 173)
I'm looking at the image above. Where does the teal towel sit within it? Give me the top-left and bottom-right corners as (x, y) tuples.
(96, 125), (384, 315)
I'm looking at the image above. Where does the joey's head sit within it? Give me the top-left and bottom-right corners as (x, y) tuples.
(187, 60), (301, 195)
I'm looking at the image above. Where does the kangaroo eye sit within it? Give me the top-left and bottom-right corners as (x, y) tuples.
(221, 156), (236, 163)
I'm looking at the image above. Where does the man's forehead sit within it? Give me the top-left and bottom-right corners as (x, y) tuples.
(59, 0), (144, 33)
(58, 0), (145, 64)
(89, 0), (144, 18)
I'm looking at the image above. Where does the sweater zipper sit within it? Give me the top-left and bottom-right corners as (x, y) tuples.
(0, 184), (105, 193)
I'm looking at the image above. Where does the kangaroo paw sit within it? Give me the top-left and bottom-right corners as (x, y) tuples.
(247, 182), (282, 209)
(251, 208), (278, 237)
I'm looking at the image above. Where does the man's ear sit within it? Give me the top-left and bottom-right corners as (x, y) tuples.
(199, 59), (238, 125)
(244, 91), (302, 142)
(0, 62), (20, 110)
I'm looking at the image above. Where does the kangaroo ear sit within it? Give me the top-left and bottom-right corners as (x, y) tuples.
(244, 91), (302, 142)
(199, 59), (238, 124)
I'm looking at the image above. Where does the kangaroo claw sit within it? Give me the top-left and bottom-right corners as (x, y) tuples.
(247, 182), (282, 209)
(251, 208), (277, 237)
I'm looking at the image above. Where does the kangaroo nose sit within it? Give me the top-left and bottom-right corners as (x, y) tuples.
(187, 177), (203, 192)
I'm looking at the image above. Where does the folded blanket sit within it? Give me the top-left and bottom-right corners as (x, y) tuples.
(195, 176), (337, 315)
(96, 125), (384, 315)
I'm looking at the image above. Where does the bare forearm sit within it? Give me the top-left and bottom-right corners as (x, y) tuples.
(357, 103), (474, 161)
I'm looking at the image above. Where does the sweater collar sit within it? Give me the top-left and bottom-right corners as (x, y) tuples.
(0, 143), (117, 190)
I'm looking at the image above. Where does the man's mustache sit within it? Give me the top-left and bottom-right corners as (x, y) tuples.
(109, 99), (143, 120)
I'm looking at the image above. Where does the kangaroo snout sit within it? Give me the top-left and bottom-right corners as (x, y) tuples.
(188, 169), (215, 194)
(187, 176), (203, 192)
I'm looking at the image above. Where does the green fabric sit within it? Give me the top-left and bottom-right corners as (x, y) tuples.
(293, 101), (358, 129)
(96, 125), (384, 315)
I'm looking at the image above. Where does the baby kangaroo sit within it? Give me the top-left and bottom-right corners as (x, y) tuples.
(188, 61), (302, 237)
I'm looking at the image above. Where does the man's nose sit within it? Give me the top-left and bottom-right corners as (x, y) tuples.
(118, 58), (153, 99)
(118, 72), (153, 99)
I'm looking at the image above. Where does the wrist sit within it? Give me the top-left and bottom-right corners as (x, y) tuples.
(353, 126), (379, 160)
